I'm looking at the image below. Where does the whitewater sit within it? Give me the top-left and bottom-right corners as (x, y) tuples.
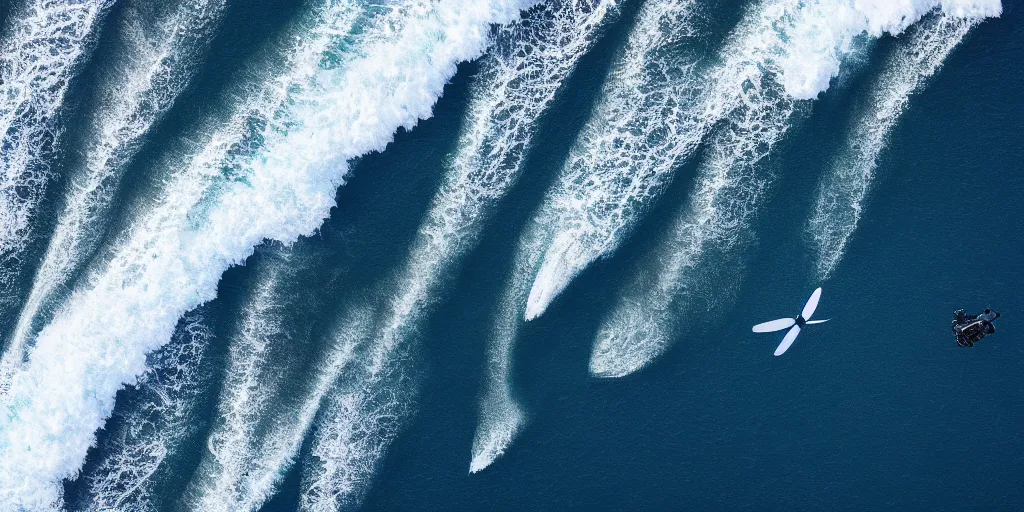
(1, 0), (226, 395)
(590, 0), (1000, 378)
(0, 0), (110, 313)
(807, 13), (982, 280)
(0, 0), (535, 508)
(0, 0), (1008, 509)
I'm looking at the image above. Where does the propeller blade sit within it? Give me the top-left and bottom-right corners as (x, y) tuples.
(752, 318), (795, 333)
(801, 287), (822, 320)
(774, 325), (801, 356)
(805, 319), (829, 325)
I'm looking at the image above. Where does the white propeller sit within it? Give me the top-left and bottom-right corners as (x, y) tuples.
(751, 287), (829, 356)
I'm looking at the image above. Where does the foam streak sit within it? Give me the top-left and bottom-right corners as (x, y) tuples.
(808, 14), (979, 280)
(2, 0), (226, 396)
(0, 0), (111, 318)
(0, 0), (532, 508)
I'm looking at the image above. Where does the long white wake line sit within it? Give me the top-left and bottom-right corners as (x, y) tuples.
(184, 267), (286, 512)
(807, 14), (981, 280)
(184, 262), (366, 512)
(1, 0), (226, 397)
(276, 2), (618, 499)
(521, 0), (1004, 321)
(522, 0), (707, 321)
(470, 0), (705, 475)
(77, 312), (214, 512)
(0, 0), (535, 508)
(590, 1), (1002, 378)
(0, 0), (112, 280)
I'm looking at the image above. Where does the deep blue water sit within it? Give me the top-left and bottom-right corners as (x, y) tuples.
(0, 0), (1020, 510)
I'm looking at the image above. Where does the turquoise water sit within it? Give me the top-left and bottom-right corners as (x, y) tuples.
(0, 0), (1019, 510)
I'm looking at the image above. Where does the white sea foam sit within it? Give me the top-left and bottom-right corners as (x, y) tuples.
(0, 0), (110, 300)
(522, 0), (1003, 321)
(808, 14), (981, 280)
(469, 233), (544, 473)
(184, 263), (366, 512)
(589, 0), (1001, 378)
(183, 0), (613, 506)
(471, 0), (704, 474)
(0, 0), (533, 508)
(522, 0), (705, 321)
(299, 331), (412, 512)
(77, 312), (213, 512)
(1, 0), (226, 397)
(290, 0), (617, 489)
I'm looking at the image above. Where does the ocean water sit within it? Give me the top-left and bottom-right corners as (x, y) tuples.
(0, 0), (1020, 510)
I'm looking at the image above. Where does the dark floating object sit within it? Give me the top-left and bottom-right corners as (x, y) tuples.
(953, 309), (1000, 347)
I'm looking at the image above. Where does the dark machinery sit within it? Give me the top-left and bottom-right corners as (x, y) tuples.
(952, 309), (1000, 347)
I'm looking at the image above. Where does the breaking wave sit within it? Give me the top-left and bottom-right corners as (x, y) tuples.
(1, 0), (225, 395)
(0, 0), (533, 507)
(589, 0), (1001, 378)
(808, 14), (982, 280)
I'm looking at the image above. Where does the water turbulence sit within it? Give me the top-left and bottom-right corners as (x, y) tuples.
(1, 0), (226, 396)
(73, 312), (215, 512)
(590, 0), (1002, 378)
(0, 0), (533, 507)
(807, 13), (986, 280)
(410, 0), (619, 475)
(472, 0), (710, 474)
(0, 0), (111, 310)
(523, 0), (707, 321)
(183, 256), (344, 512)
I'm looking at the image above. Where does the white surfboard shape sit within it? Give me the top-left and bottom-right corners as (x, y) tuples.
(752, 287), (829, 356)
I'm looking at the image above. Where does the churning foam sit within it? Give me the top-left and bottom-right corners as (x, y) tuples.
(76, 312), (214, 512)
(522, 0), (1003, 321)
(184, 262), (366, 512)
(0, 0), (110, 301)
(2, 0), (226, 396)
(299, 325), (412, 512)
(808, 14), (983, 280)
(450, 0), (616, 474)
(589, 0), (1002, 378)
(0, 0), (533, 507)
(522, 0), (705, 321)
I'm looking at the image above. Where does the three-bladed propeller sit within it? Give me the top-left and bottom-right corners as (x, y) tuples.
(752, 287), (829, 356)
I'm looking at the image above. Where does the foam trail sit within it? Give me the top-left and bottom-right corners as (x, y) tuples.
(2, 0), (226, 395)
(469, 231), (545, 473)
(0, 0), (111, 288)
(0, 0), (533, 507)
(299, 321), (413, 512)
(286, 0), (617, 492)
(590, 0), (1003, 378)
(522, 0), (1005, 320)
(522, 0), (707, 320)
(184, 268), (287, 511)
(182, 0), (612, 506)
(184, 261), (366, 512)
(808, 14), (980, 280)
(75, 312), (214, 512)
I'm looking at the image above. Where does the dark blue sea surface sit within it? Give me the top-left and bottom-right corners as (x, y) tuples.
(0, 0), (1019, 510)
